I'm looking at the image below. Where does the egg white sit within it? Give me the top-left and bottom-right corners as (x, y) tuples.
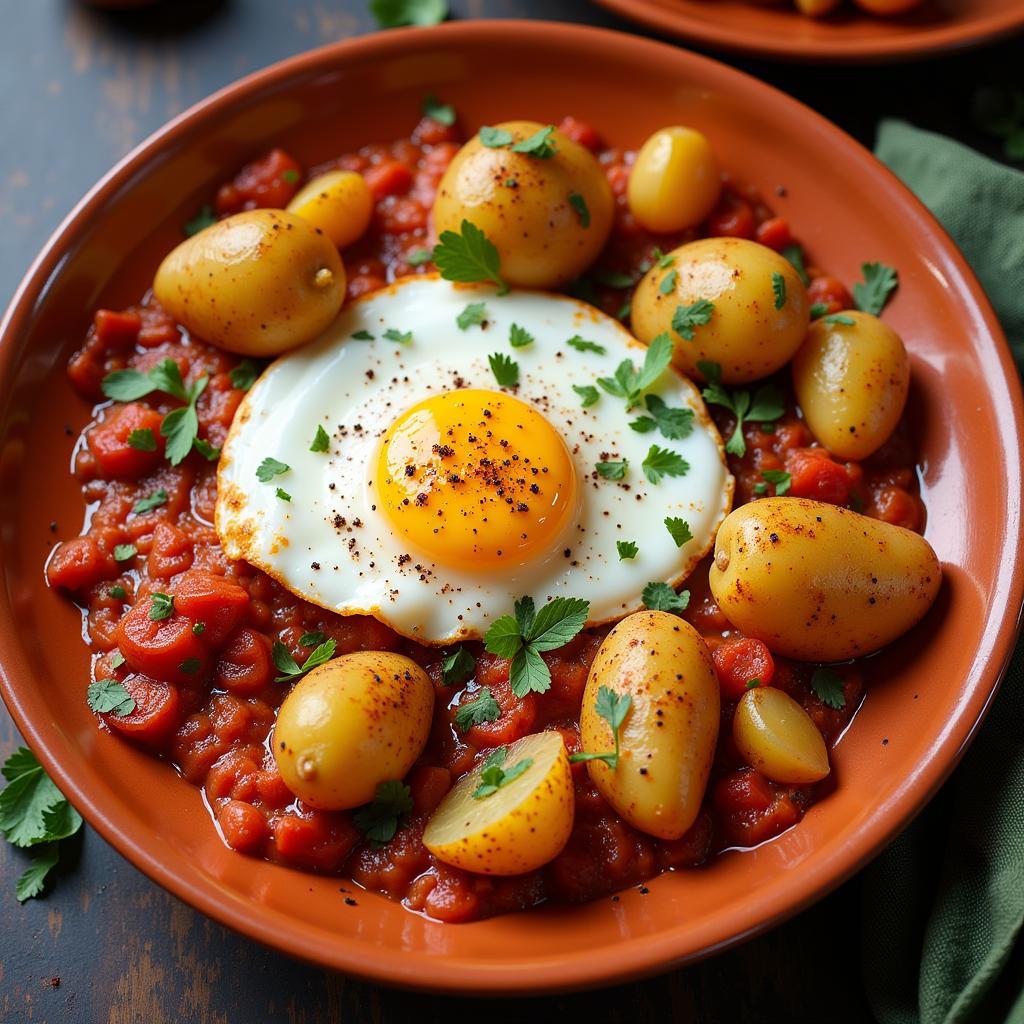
(216, 276), (733, 644)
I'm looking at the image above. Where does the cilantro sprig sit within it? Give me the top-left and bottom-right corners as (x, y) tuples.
(672, 299), (714, 341)
(616, 540), (638, 560)
(484, 596), (590, 697)
(472, 748), (534, 799)
(699, 361), (785, 458)
(597, 333), (673, 409)
(852, 262), (899, 316)
(441, 647), (476, 688)
(433, 220), (508, 294)
(422, 94), (455, 126)
(87, 679), (135, 717)
(642, 581), (690, 614)
(454, 687), (501, 731)
(457, 302), (488, 330)
(272, 638), (337, 683)
(569, 687), (632, 770)
(810, 667), (846, 709)
(642, 445), (689, 484)
(353, 780), (414, 845)
(629, 394), (694, 440)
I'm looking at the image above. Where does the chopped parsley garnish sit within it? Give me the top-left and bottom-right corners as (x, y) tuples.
(616, 540), (638, 560)
(256, 457), (290, 483)
(659, 269), (678, 295)
(772, 272), (787, 310)
(353, 780), (414, 845)
(192, 437), (220, 462)
(281, 169), (300, 185)
(568, 686), (632, 770)
(309, 425), (330, 453)
(853, 262), (898, 316)
(573, 384), (600, 407)
(184, 204), (216, 237)
(824, 313), (856, 326)
(642, 581), (690, 614)
(127, 428), (157, 452)
(761, 469), (791, 495)
(810, 666), (846, 709)
(568, 192), (590, 228)
(351, 329), (375, 341)
(567, 335), (606, 355)
(272, 637), (337, 683)
(179, 657), (202, 675)
(629, 394), (694, 440)
(108, 585), (127, 600)
(484, 596), (590, 697)
(299, 631), (326, 648)
(149, 592), (174, 621)
(275, 488), (292, 502)
(700, 361), (785, 458)
(488, 352), (519, 388)
(596, 459), (628, 481)
(782, 244), (810, 286)
(132, 489), (168, 514)
(664, 516), (693, 547)
(592, 269), (636, 289)
(370, 0), (448, 28)
(655, 248), (675, 269)
(509, 323), (534, 348)
(110, 651), (125, 669)
(441, 647), (476, 688)
(457, 302), (488, 330)
(479, 125), (514, 148)
(383, 327), (413, 345)
(229, 358), (259, 391)
(616, 301), (632, 322)
(809, 302), (829, 319)
(454, 687), (501, 731)
(113, 544), (136, 562)
(641, 445), (689, 484)
(671, 299), (714, 341)
(510, 125), (557, 158)
(597, 333), (673, 409)
(87, 678), (136, 717)
(406, 249), (431, 267)
(432, 219), (508, 294)
(192, 622), (205, 636)
(0, 747), (84, 902)
(472, 749), (534, 799)
(422, 93), (455, 126)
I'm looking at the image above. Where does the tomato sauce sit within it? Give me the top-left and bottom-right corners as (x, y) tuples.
(47, 115), (922, 922)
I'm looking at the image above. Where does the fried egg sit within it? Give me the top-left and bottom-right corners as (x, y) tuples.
(216, 276), (732, 643)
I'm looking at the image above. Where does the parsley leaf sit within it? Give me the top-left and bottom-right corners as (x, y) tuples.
(702, 379), (786, 458)
(642, 445), (689, 484)
(108, 585), (127, 600)
(511, 125), (557, 158)
(87, 679), (136, 717)
(433, 219), (508, 294)
(573, 384), (600, 407)
(762, 469), (791, 495)
(480, 125), (514, 148)
(853, 262), (899, 316)
(568, 686), (632, 770)
(472, 751), (534, 799)
(352, 329), (375, 341)
(383, 327), (413, 345)
(353, 780), (414, 845)
(616, 540), (638, 560)
(441, 647), (476, 687)
(310, 425), (330, 453)
(592, 269), (636, 289)
(160, 404), (200, 466)
(272, 638), (337, 683)
(15, 845), (59, 903)
(299, 631), (326, 648)
(422, 94), (455, 126)
(113, 544), (136, 562)
(127, 428), (157, 452)
(642, 581), (690, 614)
(276, 488), (292, 502)
(568, 192), (590, 228)
(0, 747), (83, 863)
(229, 358), (260, 391)
(772, 272), (787, 310)
(672, 299), (714, 341)
(811, 667), (846, 709)
(454, 687), (501, 731)
(406, 249), (431, 267)
(370, 0), (448, 28)
(597, 333), (673, 409)
(149, 593), (174, 621)
(659, 269), (678, 295)
(509, 323), (534, 348)
(488, 352), (519, 388)
(102, 358), (186, 402)
(629, 394), (694, 440)
(596, 459), (628, 481)
(457, 302), (488, 330)
(664, 516), (693, 547)
(783, 243), (810, 286)
(256, 457), (290, 483)
(567, 335), (606, 355)
(825, 313), (856, 326)
(132, 489), (168, 514)
(809, 302), (830, 319)
(184, 205), (216, 237)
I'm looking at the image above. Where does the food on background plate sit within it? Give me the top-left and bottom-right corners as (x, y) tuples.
(789, 0), (925, 16)
(45, 102), (940, 922)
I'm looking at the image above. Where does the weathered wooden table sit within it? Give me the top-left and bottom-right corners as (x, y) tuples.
(1, 3), (1017, 1020)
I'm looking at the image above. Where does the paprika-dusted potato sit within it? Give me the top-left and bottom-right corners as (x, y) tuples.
(627, 126), (720, 233)
(272, 651), (433, 810)
(423, 731), (574, 875)
(433, 120), (614, 289)
(580, 610), (719, 840)
(792, 310), (909, 460)
(286, 169), (373, 249)
(631, 237), (809, 384)
(733, 687), (830, 784)
(154, 209), (346, 357)
(709, 498), (941, 661)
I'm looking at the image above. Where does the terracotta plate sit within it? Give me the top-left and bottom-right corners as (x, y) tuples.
(593, 0), (1024, 61)
(0, 22), (1021, 994)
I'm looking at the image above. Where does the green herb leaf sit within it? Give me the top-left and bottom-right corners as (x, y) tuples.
(473, 756), (533, 799)
(383, 327), (413, 345)
(479, 125), (514, 148)
(309, 425), (330, 453)
(370, 0), (448, 28)
(272, 638), (337, 683)
(511, 125), (557, 158)
(853, 262), (899, 316)
(483, 614), (523, 659)
(193, 438), (220, 462)
(642, 581), (690, 614)
(132, 489), (168, 514)
(276, 488), (292, 502)
(509, 646), (550, 697)
(230, 358), (259, 391)
(0, 748), (82, 852)
(127, 428), (157, 452)
(506, 323), (534, 349)
(642, 445), (689, 484)
(782, 243), (810, 286)
(811, 667), (846, 709)
(528, 597), (590, 652)
(592, 269), (636, 289)
(86, 679), (136, 717)
(809, 302), (829, 319)
(616, 540), (638, 560)
(573, 384), (600, 407)
(567, 336), (606, 355)
(568, 192), (590, 228)
(192, 623), (205, 636)
(597, 333), (673, 409)
(433, 219), (508, 294)
(824, 313), (856, 326)
(353, 780), (414, 845)
(664, 516), (693, 547)
(631, 394), (694, 441)
(299, 631), (326, 648)
(454, 687), (501, 731)
(149, 593), (174, 621)
(108, 585), (127, 600)
(352, 329), (375, 341)
(422, 94), (455, 126)
(762, 469), (791, 495)
(15, 844), (59, 902)
(772, 271), (787, 310)
(488, 352), (519, 388)
(160, 404), (198, 466)
(102, 358), (186, 403)
(569, 686), (633, 769)
(406, 249), (431, 268)
(596, 459), (628, 480)
(457, 302), (488, 330)
(441, 647), (476, 688)
(672, 299), (714, 341)
(659, 269), (678, 295)
(113, 544), (136, 562)
(184, 205), (216, 237)
(256, 457), (290, 483)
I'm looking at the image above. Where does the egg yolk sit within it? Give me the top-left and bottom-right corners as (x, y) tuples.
(375, 389), (578, 570)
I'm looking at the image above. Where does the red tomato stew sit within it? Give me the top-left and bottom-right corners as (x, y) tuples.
(47, 111), (934, 922)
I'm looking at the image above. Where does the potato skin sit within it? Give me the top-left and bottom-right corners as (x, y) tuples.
(792, 310), (909, 460)
(709, 497), (941, 661)
(286, 170), (373, 250)
(631, 237), (809, 384)
(733, 687), (829, 784)
(432, 120), (613, 289)
(154, 209), (346, 357)
(272, 651), (433, 810)
(581, 610), (719, 840)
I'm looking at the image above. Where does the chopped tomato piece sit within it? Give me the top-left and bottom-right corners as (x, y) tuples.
(87, 403), (166, 480)
(214, 627), (273, 695)
(217, 799), (269, 854)
(116, 595), (208, 683)
(214, 148), (302, 215)
(808, 275), (853, 315)
(456, 655), (537, 748)
(754, 217), (792, 252)
(102, 672), (183, 747)
(712, 637), (775, 700)
(873, 486), (922, 532)
(172, 569), (250, 646)
(706, 191), (755, 239)
(557, 115), (602, 153)
(713, 768), (774, 814)
(785, 447), (851, 505)
(46, 536), (116, 592)
(147, 521), (194, 579)
(272, 812), (359, 871)
(93, 309), (141, 348)
(364, 159), (414, 200)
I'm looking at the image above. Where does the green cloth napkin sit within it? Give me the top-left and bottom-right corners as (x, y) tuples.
(863, 119), (1024, 1024)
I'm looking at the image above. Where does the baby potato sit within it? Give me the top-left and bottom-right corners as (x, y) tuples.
(580, 611), (719, 840)
(286, 170), (373, 250)
(631, 237), (809, 384)
(432, 120), (614, 289)
(733, 687), (829, 784)
(709, 497), (941, 661)
(627, 126), (721, 233)
(423, 731), (574, 875)
(792, 310), (909, 460)
(272, 651), (433, 810)
(153, 209), (346, 357)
